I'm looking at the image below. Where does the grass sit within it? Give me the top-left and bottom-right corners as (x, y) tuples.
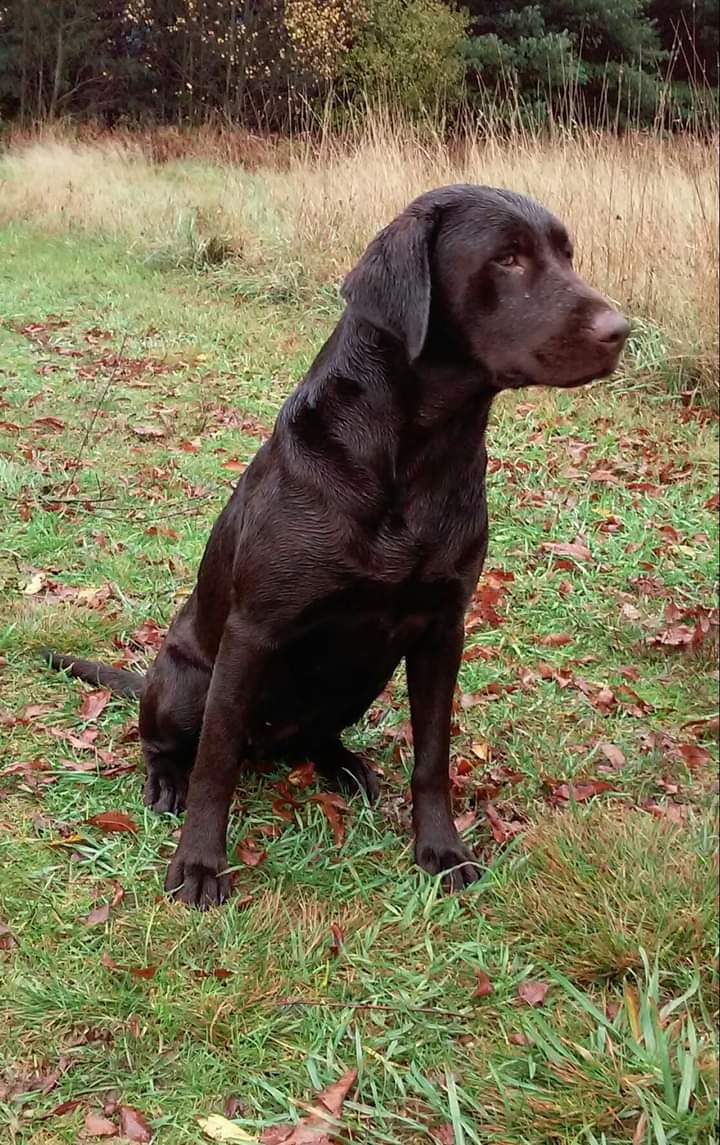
(0, 135), (718, 1144)
(0, 116), (717, 395)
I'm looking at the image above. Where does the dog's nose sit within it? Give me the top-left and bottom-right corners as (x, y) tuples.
(591, 309), (630, 349)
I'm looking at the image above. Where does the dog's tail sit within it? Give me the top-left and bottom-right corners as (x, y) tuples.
(40, 649), (145, 698)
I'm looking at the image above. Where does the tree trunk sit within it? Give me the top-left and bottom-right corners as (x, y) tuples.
(49, 3), (65, 120)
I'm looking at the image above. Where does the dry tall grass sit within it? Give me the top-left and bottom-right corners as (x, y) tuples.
(1, 117), (717, 390)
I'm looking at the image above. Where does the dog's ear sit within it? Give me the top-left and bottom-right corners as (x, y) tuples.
(340, 207), (437, 362)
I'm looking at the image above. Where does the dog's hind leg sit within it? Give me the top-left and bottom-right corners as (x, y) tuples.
(306, 738), (380, 803)
(140, 659), (211, 816)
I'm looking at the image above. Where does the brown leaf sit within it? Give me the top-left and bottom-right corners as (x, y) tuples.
(131, 424), (165, 438)
(79, 688), (112, 722)
(287, 762), (316, 789)
(518, 980), (549, 1007)
(31, 415), (66, 431)
(118, 1105), (152, 1142)
(646, 624), (695, 648)
(101, 952), (157, 979)
(260, 1069), (357, 1145)
(328, 923), (344, 956)
(85, 1112), (118, 1137)
(86, 811), (138, 834)
(129, 618), (165, 650)
(675, 743), (711, 768)
(549, 779), (613, 803)
(473, 969), (494, 998)
(541, 539), (592, 562)
(41, 1098), (83, 1118)
(621, 602), (642, 621)
(85, 902), (112, 926)
(144, 525), (179, 540)
(223, 1096), (246, 1119)
(485, 802), (509, 844)
(598, 742), (626, 769)
(235, 840), (267, 868)
(309, 793), (348, 847)
(642, 801), (688, 826)
(431, 1126), (456, 1145)
(222, 457), (246, 472)
(453, 809), (476, 833)
(508, 1031), (530, 1046)
(538, 633), (572, 647)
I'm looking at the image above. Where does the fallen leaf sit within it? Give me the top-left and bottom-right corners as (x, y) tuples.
(309, 793), (348, 847)
(224, 1097), (246, 1118)
(87, 811), (138, 834)
(260, 1068), (357, 1145)
(485, 802), (509, 844)
(85, 1112), (118, 1137)
(144, 525), (179, 540)
(598, 742), (626, 769)
(222, 457), (246, 472)
(541, 539), (591, 562)
(31, 415), (66, 431)
(538, 633), (572, 647)
(102, 952), (157, 979)
(431, 1126), (456, 1145)
(453, 809), (476, 833)
(328, 923), (344, 957)
(473, 970), (494, 998)
(518, 980), (549, 1007)
(79, 689), (112, 721)
(85, 902), (111, 926)
(641, 801), (688, 826)
(42, 1098), (83, 1118)
(235, 840), (267, 868)
(21, 571), (45, 594)
(675, 743), (711, 768)
(632, 1113), (648, 1145)
(198, 1115), (259, 1142)
(621, 602), (642, 621)
(549, 779), (613, 803)
(509, 1030), (530, 1046)
(118, 1106), (152, 1141)
(287, 762), (316, 789)
(131, 424), (165, 438)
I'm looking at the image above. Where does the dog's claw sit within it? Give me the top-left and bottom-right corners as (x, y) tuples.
(337, 754), (380, 803)
(144, 772), (187, 816)
(416, 836), (483, 892)
(165, 848), (230, 909)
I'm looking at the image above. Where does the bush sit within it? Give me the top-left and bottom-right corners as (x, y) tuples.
(340, 0), (469, 116)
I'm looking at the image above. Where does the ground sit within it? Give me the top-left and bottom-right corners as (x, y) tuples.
(0, 225), (717, 1144)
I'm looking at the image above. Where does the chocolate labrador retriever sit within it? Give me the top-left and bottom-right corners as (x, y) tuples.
(44, 184), (629, 908)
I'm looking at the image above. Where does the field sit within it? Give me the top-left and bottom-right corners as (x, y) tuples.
(0, 128), (718, 1144)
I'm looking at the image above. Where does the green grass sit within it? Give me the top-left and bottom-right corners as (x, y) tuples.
(0, 225), (717, 1145)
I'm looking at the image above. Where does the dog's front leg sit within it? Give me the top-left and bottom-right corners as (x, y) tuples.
(165, 611), (269, 908)
(406, 619), (482, 891)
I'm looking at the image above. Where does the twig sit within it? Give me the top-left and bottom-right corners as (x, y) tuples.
(61, 333), (129, 498)
(275, 997), (470, 1020)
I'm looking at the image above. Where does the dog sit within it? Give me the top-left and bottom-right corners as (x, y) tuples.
(44, 184), (629, 908)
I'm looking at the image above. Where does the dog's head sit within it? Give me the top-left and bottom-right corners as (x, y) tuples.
(341, 185), (629, 389)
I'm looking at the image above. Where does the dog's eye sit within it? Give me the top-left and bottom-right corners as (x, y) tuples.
(563, 245), (574, 262)
(493, 252), (518, 268)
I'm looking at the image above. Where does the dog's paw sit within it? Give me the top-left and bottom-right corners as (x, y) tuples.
(165, 845), (231, 909)
(144, 771), (187, 816)
(416, 834), (482, 892)
(336, 753), (380, 803)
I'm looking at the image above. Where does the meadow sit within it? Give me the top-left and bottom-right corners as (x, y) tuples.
(0, 122), (718, 1144)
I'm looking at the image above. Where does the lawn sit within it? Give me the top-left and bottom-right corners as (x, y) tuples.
(0, 195), (718, 1143)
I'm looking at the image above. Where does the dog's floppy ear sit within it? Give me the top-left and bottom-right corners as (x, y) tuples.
(340, 206), (438, 362)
